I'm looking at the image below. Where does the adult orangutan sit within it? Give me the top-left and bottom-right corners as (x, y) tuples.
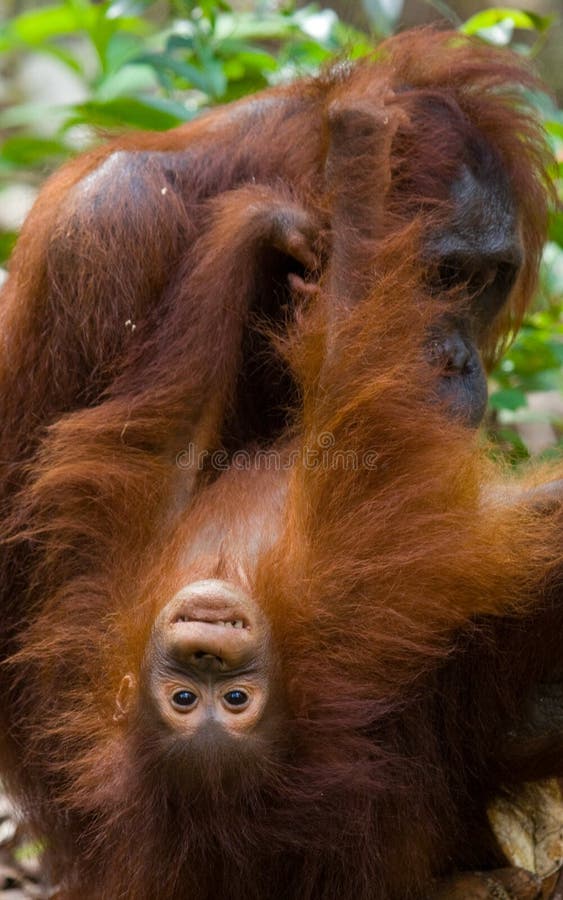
(0, 29), (550, 468)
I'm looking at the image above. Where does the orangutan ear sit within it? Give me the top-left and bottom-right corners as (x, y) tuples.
(113, 673), (138, 723)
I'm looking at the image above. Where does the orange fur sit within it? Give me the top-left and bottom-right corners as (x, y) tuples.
(0, 28), (560, 900)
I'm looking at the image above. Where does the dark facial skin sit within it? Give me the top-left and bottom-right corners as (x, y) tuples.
(425, 161), (522, 427)
(316, 109), (524, 430)
(429, 325), (489, 428)
(115, 578), (272, 739)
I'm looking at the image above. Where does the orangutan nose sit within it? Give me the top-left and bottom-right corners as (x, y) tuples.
(167, 617), (256, 670)
(432, 331), (471, 375)
(191, 651), (225, 672)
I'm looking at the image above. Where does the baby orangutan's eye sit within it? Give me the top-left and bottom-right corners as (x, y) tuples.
(171, 689), (198, 710)
(223, 689), (249, 709)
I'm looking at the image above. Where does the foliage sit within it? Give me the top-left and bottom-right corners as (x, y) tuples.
(0, 0), (561, 455)
(0, 1), (368, 139)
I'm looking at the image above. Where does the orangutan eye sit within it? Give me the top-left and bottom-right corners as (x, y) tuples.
(171, 689), (198, 709)
(223, 689), (249, 708)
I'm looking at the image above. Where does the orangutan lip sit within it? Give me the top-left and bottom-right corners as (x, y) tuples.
(172, 614), (248, 629)
(439, 370), (464, 379)
(438, 363), (474, 381)
(426, 340), (475, 381)
(165, 580), (255, 631)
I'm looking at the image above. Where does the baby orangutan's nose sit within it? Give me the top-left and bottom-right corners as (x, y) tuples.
(191, 650), (226, 672)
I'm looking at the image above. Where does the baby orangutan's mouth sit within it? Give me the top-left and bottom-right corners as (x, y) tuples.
(173, 614), (247, 630)
(155, 580), (265, 670)
(163, 579), (257, 632)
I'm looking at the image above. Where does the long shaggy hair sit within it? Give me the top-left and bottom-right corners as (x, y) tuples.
(0, 28), (560, 900)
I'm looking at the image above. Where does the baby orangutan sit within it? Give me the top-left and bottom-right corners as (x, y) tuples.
(112, 464), (288, 794)
(116, 581), (275, 777)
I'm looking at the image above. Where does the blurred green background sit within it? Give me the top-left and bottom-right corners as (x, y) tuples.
(0, 0), (561, 458)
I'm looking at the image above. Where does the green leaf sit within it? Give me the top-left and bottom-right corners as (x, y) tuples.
(217, 43), (278, 73)
(545, 122), (563, 141)
(549, 216), (563, 249)
(40, 43), (86, 75)
(489, 388), (528, 411)
(284, 38), (334, 65)
(133, 53), (227, 98)
(103, 31), (145, 76)
(94, 64), (160, 102)
(0, 136), (70, 166)
(199, 59), (228, 98)
(69, 95), (190, 130)
(166, 34), (197, 53)
(0, 6), (85, 50)
(0, 232), (18, 266)
(462, 7), (552, 37)
(221, 74), (270, 101)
